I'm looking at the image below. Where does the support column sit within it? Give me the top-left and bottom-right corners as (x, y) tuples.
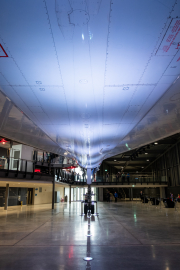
(87, 168), (91, 185)
(99, 187), (103, 202)
(4, 183), (9, 210)
(160, 187), (165, 199)
(76, 187), (78, 201)
(52, 176), (55, 209)
(69, 185), (71, 204)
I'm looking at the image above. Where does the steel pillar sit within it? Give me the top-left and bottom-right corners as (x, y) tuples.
(87, 168), (91, 185)
(4, 183), (9, 210)
(52, 175), (55, 209)
(69, 185), (71, 204)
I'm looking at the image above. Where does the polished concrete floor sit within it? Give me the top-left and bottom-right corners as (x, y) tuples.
(0, 201), (180, 269)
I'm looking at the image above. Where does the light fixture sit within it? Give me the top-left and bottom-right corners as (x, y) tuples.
(146, 159), (149, 161)
(145, 153), (148, 155)
(0, 138), (7, 145)
(83, 257), (93, 261)
(154, 142), (158, 145)
(114, 160), (117, 161)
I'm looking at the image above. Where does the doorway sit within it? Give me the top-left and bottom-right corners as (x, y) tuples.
(27, 188), (34, 205)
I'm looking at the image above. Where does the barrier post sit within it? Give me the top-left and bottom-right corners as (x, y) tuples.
(95, 201), (99, 216)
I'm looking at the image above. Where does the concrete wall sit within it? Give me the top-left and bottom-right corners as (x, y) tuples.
(34, 184), (64, 205)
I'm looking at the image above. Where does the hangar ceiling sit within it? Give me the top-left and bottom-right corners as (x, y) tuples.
(0, 0), (180, 168)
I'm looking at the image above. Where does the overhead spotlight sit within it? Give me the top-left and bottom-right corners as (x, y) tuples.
(154, 142), (158, 145)
(146, 159), (149, 161)
(145, 153), (148, 155)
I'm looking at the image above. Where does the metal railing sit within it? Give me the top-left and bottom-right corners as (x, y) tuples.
(0, 157), (54, 180)
(94, 174), (167, 185)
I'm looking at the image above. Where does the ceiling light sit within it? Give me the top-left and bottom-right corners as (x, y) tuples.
(154, 142), (158, 144)
(114, 160), (117, 161)
(146, 159), (149, 161)
(145, 153), (148, 154)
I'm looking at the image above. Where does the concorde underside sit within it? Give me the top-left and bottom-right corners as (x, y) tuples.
(0, 0), (180, 169)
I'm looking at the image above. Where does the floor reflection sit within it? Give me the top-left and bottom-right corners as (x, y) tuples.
(84, 211), (93, 269)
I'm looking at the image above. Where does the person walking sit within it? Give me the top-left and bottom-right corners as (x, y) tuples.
(114, 191), (118, 202)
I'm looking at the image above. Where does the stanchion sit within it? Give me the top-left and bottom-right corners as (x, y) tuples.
(80, 201), (85, 216)
(95, 201), (99, 216)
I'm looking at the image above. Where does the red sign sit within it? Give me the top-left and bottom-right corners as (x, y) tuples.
(0, 44), (8, 58)
(63, 166), (77, 169)
(34, 169), (41, 173)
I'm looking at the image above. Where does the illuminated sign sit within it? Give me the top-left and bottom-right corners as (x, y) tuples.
(34, 169), (41, 173)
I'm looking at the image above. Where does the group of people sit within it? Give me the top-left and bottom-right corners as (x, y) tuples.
(116, 172), (130, 183)
(106, 191), (118, 202)
(170, 193), (180, 201)
(105, 171), (130, 183)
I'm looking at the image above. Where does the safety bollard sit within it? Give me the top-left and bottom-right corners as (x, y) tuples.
(95, 201), (99, 216)
(80, 201), (84, 216)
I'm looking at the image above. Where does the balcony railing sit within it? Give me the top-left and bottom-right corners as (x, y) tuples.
(0, 157), (53, 181)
